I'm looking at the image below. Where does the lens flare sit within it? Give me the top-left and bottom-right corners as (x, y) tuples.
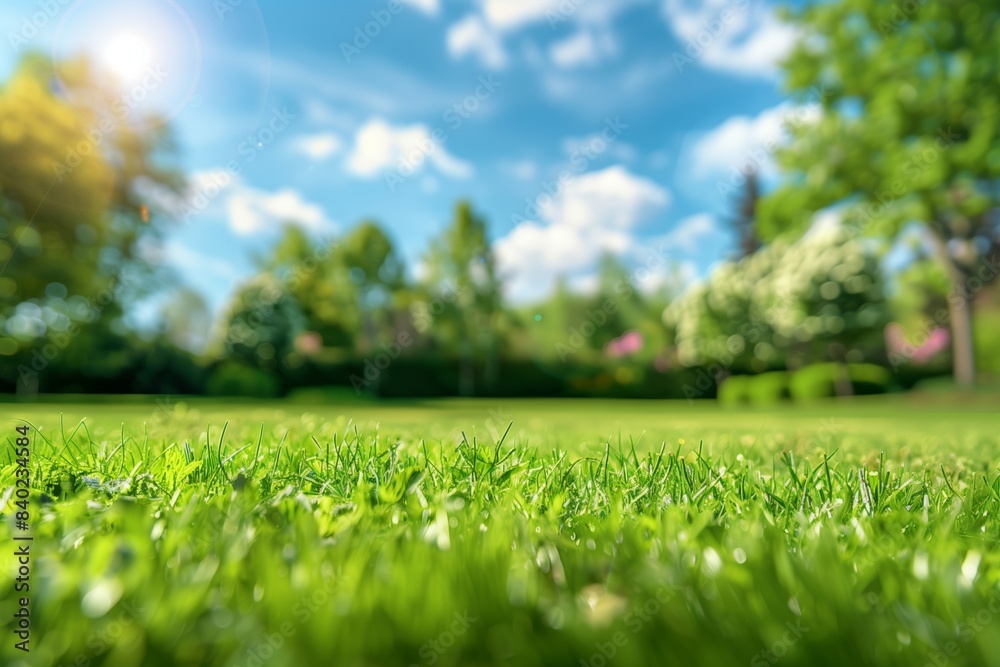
(101, 33), (153, 82)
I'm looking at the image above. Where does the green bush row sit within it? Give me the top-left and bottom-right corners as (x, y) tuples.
(718, 363), (895, 405)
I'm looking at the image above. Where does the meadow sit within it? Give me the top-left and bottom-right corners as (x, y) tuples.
(2, 396), (1000, 667)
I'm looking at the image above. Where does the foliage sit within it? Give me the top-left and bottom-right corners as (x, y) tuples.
(0, 53), (181, 390)
(761, 0), (1000, 383)
(205, 361), (282, 398)
(261, 226), (358, 352)
(665, 226), (889, 373)
(421, 201), (505, 394)
(210, 275), (306, 377)
(0, 54), (181, 347)
(788, 362), (893, 401)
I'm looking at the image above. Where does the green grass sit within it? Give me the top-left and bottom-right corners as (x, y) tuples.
(2, 397), (1000, 666)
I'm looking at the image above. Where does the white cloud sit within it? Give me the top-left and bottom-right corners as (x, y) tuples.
(346, 118), (473, 179)
(482, 0), (637, 31)
(449, 0), (636, 69)
(144, 170), (334, 238)
(481, 0), (563, 31)
(400, 0), (440, 15)
(226, 186), (334, 235)
(550, 30), (616, 68)
(292, 132), (343, 161)
(655, 213), (720, 254)
(495, 166), (671, 303)
(447, 15), (507, 69)
(662, 0), (797, 77)
(690, 103), (819, 179)
(540, 165), (669, 231)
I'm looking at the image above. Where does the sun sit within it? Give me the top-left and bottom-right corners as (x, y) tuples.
(101, 33), (153, 82)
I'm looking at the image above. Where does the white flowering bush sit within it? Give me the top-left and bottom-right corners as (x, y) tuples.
(665, 225), (888, 371)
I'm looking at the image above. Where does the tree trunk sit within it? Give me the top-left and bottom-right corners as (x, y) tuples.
(928, 227), (976, 387)
(947, 284), (976, 387)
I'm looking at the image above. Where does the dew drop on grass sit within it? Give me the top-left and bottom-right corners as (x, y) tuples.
(733, 548), (747, 564)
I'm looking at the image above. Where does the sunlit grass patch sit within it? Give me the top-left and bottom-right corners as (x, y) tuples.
(2, 400), (999, 667)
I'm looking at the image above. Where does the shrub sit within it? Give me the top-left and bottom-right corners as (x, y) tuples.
(718, 375), (752, 405)
(848, 363), (893, 396)
(974, 311), (1000, 378)
(790, 363), (893, 401)
(745, 371), (791, 404)
(206, 362), (282, 398)
(790, 364), (838, 401)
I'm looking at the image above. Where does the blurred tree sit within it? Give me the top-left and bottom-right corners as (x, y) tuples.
(577, 256), (648, 360)
(665, 243), (780, 375)
(211, 275), (305, 378)
(422, 201), (503, 394)
(339, 221), (405, 353)
(892, 249), (951, 332)
(0, 53), (182, 384)
(665, 227), (888, 388)
(762, 226), (890, 393)
(261, 226), (359, 352)
(759, 0), (1000, 385)
(732, 174), (760, 260)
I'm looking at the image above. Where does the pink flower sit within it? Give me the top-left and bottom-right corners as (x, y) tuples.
(605, 330), (645, 358)
(884, 322), (949, 365)
(297, 331), (323, 355)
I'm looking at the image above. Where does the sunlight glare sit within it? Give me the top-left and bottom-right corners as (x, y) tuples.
(101, 33), (153, 82)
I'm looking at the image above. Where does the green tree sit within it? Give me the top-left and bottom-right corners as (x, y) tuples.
(422, 201), (503, 394)
(211, 275), (305, 377)
(0, 53), (181, 389)
(759, 0), (1000, 385)
(261, 226), (359, 352)
(339, 221), (406, 353)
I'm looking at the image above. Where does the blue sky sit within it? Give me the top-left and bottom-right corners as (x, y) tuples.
(3, 0), (812, 315)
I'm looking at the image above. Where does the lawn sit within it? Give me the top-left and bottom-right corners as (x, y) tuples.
(2, 396), (1000, 666)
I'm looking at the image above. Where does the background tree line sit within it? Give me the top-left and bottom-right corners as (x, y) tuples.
(3, 0), (1000, 401)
